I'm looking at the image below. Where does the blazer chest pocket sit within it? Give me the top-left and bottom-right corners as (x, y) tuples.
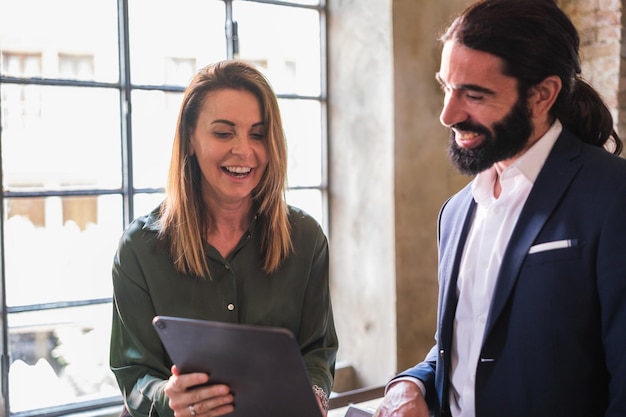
(525, 239), (582, 266)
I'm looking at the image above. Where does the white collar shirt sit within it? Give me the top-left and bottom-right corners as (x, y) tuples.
(449, 120), (562, 417)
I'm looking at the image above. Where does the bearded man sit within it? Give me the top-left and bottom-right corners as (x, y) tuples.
(374, 1), (626, 416)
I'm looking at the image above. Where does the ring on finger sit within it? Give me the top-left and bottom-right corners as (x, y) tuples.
(189, 404), (197, 416)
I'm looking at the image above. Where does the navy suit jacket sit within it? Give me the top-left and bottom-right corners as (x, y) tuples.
(397, 130), (626, 417)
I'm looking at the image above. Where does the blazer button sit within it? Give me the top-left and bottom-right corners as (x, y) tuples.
(227, 303), (235, 311)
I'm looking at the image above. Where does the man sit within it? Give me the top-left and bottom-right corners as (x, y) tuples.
(374, 1), (626, 416)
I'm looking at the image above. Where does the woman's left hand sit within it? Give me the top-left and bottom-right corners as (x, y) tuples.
(164, 365), (235, 417)
(316, 396), (328, 417)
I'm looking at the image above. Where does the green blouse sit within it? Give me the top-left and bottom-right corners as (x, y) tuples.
(110, 205), (338, 417)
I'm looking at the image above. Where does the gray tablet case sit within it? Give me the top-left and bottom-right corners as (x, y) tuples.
(345, 405), (375, 417)
(152, 315), (323, 417)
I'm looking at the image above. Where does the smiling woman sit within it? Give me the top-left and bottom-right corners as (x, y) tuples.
(109, 60), (337, 417)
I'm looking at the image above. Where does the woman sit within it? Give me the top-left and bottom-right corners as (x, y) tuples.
(110, 60), (337, 417)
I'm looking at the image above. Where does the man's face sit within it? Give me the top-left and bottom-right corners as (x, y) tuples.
(436, 41), (533, 175)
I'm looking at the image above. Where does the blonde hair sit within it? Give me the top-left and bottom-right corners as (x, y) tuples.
(158, 60), (292, 278)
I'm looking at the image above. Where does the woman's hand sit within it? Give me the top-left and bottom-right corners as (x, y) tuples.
(315, 395), (327, 417)
(165, 365), (234, 417)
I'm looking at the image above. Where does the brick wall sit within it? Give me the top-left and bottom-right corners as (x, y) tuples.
(560, 0), (623, 138)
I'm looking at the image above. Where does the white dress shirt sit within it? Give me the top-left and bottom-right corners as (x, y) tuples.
(449, 120), (562, 417)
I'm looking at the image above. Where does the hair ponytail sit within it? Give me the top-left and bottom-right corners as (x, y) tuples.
(558, 78), (623, 155)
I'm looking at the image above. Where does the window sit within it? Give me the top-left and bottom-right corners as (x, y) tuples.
(0, 0), (327, 415)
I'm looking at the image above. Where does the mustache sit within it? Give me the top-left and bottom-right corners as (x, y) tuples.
(451, 121), (491, 137)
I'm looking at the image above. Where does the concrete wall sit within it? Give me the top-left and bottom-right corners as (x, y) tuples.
(326, 0), (397, 389)
(327, 0), (470, 389)
(391, 0), (471, 375)
(328, 0), (623, 390)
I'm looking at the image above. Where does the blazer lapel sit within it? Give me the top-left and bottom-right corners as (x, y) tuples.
(483, 131), (584, 339)
(438, 185), (476, 348)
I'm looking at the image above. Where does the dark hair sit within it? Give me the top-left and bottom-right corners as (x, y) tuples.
(440, 0), (622, 155)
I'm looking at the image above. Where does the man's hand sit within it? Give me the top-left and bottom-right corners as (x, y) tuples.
(373, 380), (429, 417)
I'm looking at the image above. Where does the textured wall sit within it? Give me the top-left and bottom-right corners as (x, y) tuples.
(391, 0), (470, 374)
(328, 0), (470, 388)
(327, 0), (397, 388)
(561, 0), (622, 133)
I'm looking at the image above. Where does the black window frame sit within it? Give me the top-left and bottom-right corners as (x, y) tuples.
(0, 0), (328, 416)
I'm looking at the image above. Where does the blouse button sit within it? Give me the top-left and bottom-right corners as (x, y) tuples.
(227, 303), (235, 311)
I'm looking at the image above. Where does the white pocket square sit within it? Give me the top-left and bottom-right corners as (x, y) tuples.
(528, 239), (576, 254)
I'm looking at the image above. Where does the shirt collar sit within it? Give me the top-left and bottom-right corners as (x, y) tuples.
(472, 119), (562, 202)
(509, 118), (562, 183)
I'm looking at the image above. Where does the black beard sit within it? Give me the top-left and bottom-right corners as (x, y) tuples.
(447, 97), (533, 176)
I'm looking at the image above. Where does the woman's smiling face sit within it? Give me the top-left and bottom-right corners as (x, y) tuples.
(189, 88), (269, 206)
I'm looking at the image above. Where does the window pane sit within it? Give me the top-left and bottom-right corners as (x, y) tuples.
(286, 188), (325, 230)
(234, 2), (321, 96)
(132, 90), (183, 189)
(4, 195), (122, 307)
(129, 0), (227, 86)
(0, 0), (119, 82)
(280, 99), (323, 187)
(9, 304), (118, 412)
(1, 85), (122, 191)
(134, 193), (166, 219)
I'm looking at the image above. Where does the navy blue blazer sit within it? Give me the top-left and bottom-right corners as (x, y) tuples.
(397, 129), (626, 417)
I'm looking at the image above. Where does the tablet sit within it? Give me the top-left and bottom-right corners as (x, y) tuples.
(152, 315), (323, 417)
(345, 405), (375, 417)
